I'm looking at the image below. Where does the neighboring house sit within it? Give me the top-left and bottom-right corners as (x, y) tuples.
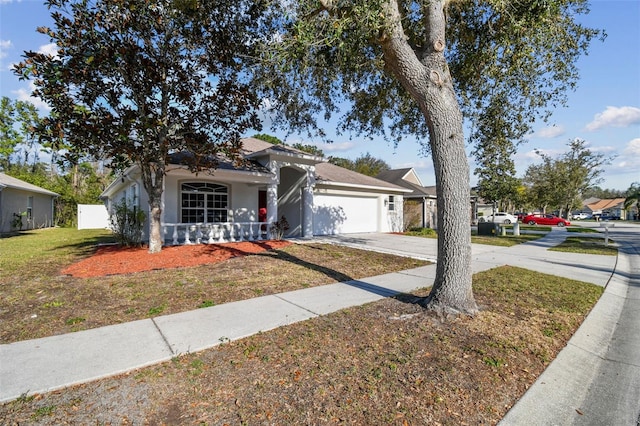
(583, 197), (628, 219)
(100, 138), (410, 244)
(0, 172), (58, 233)
(376, 168), (437, 229)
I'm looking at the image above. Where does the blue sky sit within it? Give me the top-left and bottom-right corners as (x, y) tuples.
(1, 0), (639, 191)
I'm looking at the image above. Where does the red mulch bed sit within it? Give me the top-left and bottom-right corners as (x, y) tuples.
(61, 240), (292, 278)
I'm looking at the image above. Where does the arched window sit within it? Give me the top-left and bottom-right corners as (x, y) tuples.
(181, 182), (228, 223)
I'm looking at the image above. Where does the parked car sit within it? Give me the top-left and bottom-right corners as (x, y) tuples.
(523, 213), (571, 227)
(571, 212), (592, 220)
(593, 212), (621, 221)
(514, 212), (527, 221)
(479, 212), (518, 224)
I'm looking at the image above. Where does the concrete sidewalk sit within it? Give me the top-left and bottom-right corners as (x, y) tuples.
(1, 227), (638, 425)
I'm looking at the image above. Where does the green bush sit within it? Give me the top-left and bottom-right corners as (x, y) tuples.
(407, 227), (437, 236)
(110, 199), (146, 246)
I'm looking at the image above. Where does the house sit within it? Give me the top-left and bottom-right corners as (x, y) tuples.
(99, 138), (410, 244)
(376, 168), (437, 229)
(0, 172), (58, 233)
(583, 197), (628, 219)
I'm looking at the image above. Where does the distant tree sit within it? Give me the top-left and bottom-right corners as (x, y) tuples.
(328, 156), (354, 170)
(0, 97), (42, 170)
(581, 186), (626, 199)
(6, 161), (111, 227)
(624, 182), (640, 220)
(473, 93), (523, 212)
(475, 154), (520, 212)
(524, 139), (611, 216)
(352, 153), (391, 177)
(15, 0), (265, 252)
(290, 143), (325, 157)
(252, 133), (284, 145)
(327, 153), (389, 176)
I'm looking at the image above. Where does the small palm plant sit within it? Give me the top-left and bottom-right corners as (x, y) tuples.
(624, 182), (640, 221)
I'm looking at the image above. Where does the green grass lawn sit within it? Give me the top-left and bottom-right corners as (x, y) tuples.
(471, 234), (545, 246)
(567, 227), (602, 233)
(550, 236), (618, 256)
(0, 228), (114, 279)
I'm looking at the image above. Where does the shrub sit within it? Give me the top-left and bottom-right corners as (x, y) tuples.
(270, 215), (290, 240)
(110, 199), (146, 246)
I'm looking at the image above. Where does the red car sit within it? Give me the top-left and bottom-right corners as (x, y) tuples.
(523, 214), (571, 227)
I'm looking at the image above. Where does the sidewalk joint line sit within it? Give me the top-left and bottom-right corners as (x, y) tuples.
(274, 295), (321, 317)
(151, 318), (175, 356)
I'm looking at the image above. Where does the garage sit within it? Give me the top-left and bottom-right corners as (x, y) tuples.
(313, 194), (379, 235)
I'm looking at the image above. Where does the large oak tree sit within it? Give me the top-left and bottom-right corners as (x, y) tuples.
(14, 0), (265, 253)
(254, 0), (603, 314)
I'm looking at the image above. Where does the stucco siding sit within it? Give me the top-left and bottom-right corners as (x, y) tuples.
(0, 188), (55, 233)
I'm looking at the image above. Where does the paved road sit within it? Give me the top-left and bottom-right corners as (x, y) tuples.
(500, 222), (640, 425)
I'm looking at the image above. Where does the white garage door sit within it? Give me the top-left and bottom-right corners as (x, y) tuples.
(313, 194), (379, 235)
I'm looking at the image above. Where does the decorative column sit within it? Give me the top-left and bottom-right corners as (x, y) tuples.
(266, 183), (278, 238)
(302, 182), (314, 238)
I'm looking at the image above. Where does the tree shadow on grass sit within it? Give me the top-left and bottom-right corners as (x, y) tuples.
(255, 246), (429, 305)
(254, 247), (354, 283)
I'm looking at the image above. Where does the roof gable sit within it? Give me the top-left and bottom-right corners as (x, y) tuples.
(376, 168), (435, 197)
(241, 137), (324, 164)
(315, 163), (408, 192)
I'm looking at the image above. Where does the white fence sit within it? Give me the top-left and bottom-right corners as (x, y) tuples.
(77, 204), (110, 230)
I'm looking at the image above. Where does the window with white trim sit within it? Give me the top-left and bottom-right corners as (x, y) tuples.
(27, 196), (33, 219)
(181, 182), (228, 223)
(388, 195), (395, 211)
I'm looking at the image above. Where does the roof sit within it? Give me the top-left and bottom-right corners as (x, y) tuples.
(586, 198), (626, 211)
(102, 138), (409, 197)
(167, 151), (270, 174)
(376, 168), (436, 198)
(0, 173), (59, 196)
(243, 139), (408, 192)
(241, 137), (324, 163)
(315, 163), (409, 192)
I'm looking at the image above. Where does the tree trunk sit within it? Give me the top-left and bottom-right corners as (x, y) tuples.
(148, 188), (163, 254)
(141, 162), (165, 254)
(380, 0), (477, 315)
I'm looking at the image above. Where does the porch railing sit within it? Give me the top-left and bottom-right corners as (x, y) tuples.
(162, 222), (271, 245)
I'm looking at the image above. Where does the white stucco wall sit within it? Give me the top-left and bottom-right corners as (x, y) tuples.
(230, 184), (259, 222)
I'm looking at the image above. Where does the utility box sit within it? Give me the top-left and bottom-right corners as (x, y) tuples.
(478, 222), (497, 236)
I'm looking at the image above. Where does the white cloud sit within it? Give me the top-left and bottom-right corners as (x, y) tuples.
(535, 125), (565, 139)
(589, 145), (617, 154)
(520, 148), (563, 160)
(13, 81), (50, 111)
(318, 141), (356, 153)
(623, 138), (640, 157)
(586, 106), (640, 131)
(0, 40), (12, 59)
(38, 43), (59, 58)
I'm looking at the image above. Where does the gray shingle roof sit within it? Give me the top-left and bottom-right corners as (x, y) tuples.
(376, 169), (436, 197)
(315, 163), (407, 191)
(0, 173), (59, 196)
